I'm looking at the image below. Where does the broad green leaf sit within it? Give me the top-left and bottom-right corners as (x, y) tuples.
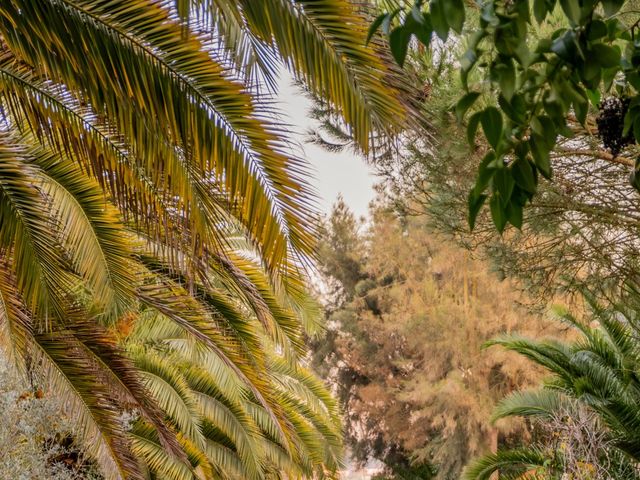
(602, 0), (624, 17)
(490, 194), (507, 232)
(559, 0), (580, 24)
(382, 8), (402, 35)
(493, 168), (515, 207)
(468, 191), (487, 230)
(443, 0), (465, 33)
(411, 13), (434, 46)
(512, 157), (537, 194)
(389, 27), (411, 67)
(496, 60), (516, 101)
(587, 20), (608, 40)
(533, 0), (548, 23)
(505, 201), (523, 229)
(529, 135), (552, 179)
(591, 43), (621, 69)
(530, 116), (557, 149)
(467, 112), (482, 146)
(367, 13), (388, 44)
(551, 31), (579, 63)
(429, 0), (449, 41)
(481, 107), (503, 150)
(456, 92), (481, 122)
(474, 152), (498, 195)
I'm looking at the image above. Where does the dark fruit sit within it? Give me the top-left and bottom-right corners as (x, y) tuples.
(596, 96), (634, 156)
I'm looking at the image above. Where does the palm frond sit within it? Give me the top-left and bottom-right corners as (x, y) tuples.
(224, 0), (409, 152)
(463, 447), (551, 480)
(491, 389), (573, 423)
(0, 0), (318, 272)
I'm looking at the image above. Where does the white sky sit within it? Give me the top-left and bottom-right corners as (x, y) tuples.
(275, 74), (376, 219)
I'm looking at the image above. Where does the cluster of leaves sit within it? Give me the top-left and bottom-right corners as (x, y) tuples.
(373, 0), (640, 232)
(312, 198), (556, 479)
(465, 293), (640, 479)
(355, 26), (640, 303)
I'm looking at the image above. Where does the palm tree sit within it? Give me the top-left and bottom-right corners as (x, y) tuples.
(464, 295), (640, 479)
(0, 1), (407, 478)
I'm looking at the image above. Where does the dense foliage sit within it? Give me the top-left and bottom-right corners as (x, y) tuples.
(373, 0), (640, 233)
(0, 1), (410, 478)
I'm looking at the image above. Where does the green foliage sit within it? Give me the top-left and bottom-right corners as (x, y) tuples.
(373, 0), (640, 232)
(0, 1), (412, 477)
(466, 293), (640, 478)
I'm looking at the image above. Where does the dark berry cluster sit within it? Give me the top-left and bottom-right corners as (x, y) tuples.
(596, 96), (634, 156)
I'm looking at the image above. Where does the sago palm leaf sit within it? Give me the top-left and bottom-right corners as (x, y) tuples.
(470, 298), (640, 479)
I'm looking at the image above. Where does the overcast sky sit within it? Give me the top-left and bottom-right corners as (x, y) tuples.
(276, 74), (375, 219)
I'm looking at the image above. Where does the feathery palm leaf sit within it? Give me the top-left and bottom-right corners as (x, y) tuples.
(468, 296), (640, 479)
(0, 0), (404, 476)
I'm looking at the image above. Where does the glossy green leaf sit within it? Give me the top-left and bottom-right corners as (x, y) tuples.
(559, 0), (580, 24)
(429, 0), (449, 41)
(529, 135), (552, 179)
(467, 112), (482, 147)
(602, 0), (624, 17)
(489, 194), (507, 232)
(493, 168), (515, 207)
(468, 191), (487, 230)
(366, 13), (388, 45)
(481, 107), (503, 150)
(389, 27), (411, 67)
(443, 0), (465, 33)
(456, 92), (481, 122)
(512, 157), (537, 194)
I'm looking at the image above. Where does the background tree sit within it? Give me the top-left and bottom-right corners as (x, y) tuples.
(313, 198), (563, 479)
(305, 1), (640, 300)
(374, 59), (640, 301)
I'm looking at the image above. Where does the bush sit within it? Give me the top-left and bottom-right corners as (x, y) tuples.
(0, 357), (102, 479)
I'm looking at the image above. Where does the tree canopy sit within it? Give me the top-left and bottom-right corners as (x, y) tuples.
(373, 0), (640, 232)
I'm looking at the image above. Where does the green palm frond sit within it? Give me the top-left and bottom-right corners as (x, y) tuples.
(0, 0), (406, 476)
(486, 335), (576, 388)
(0, 261), (32, 370)
(207, 0), (409, 152)
(0, 130), (76, 321)
(30, 140), (137, 319)
(128, 299), (342, 479)
(130, 422), (197, 480)
(0, 0), (317, 273)
(463, 447), (551, 480)
(33, 325), (145, 480)
(491, 389), (573, 423)
(196, 393), (263, 479)
(133, 350), (206, 450)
